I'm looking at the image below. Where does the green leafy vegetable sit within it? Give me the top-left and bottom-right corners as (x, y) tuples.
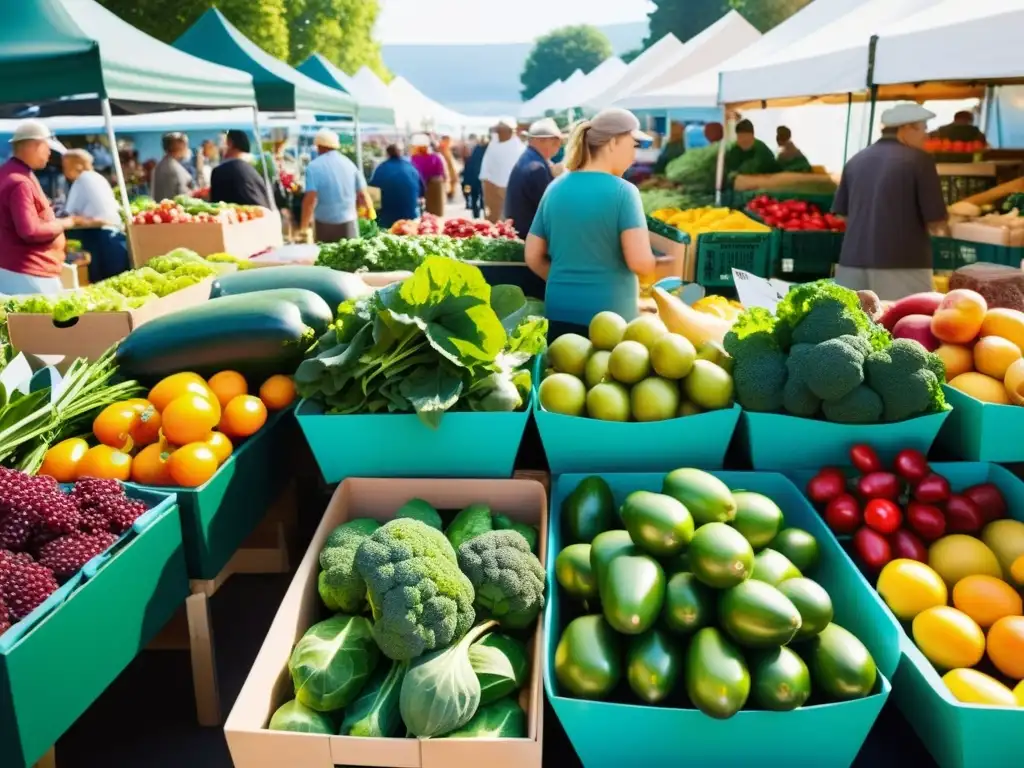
(440, 698), (527, 739)
(268, 699), (336, 734)
(288, 615), (381, 712)
(396, 498), (443, 530)
(470, 632), (530, 705)
(493, 513), (539, 554)
(339, 660), (406, 737)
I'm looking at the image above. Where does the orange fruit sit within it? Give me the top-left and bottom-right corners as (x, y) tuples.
(987, 615), (1024, 679)
(130, 443), (173, 486)
(39, 438), (89, 482)
(259, 375), (296, 410)
(93, 402), (141, 449)
(167, 443), (219, 488)
(162, 394), (220, 445)
(1010, 554), (1024, 587)
(148, 372), (214, 412)
(208, 371), (248, 408)
(973, 336), (1022, 380)
(127, 400), (162, 447)
(934, 344), (974, 381)
(219, 395), (267, 439)
(205, 431), (234, 465)
(952, 575), (1023, 628)
(75, 445), (132, 482)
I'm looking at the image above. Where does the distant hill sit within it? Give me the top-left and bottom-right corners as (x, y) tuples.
(382, 21), (647, 116)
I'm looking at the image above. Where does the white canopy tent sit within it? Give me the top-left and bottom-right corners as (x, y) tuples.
(586, 34), (686, 110)
(533, 69), (586, 116)
(519, 78), (564, 119)
(388, 76), (496, 135)
(353, 67), (395, 108)
(0, 109), (307, 135)
(558, 58), (629, 113)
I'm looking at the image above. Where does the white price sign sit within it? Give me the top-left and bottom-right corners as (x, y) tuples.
(731, 269), (792, 313)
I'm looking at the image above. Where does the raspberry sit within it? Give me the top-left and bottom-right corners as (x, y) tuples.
(0, 596), (9, 634)
(37, 532), (117, 580)
(0, 508), (38, 551)
(2, 560), (58, 620)
(70, 478), (122, 504)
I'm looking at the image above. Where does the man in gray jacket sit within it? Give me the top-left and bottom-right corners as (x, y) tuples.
(151, 132), (193, 201)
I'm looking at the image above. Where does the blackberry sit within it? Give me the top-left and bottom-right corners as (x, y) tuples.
(0, 507), (38, 551)
(37, 532), (117, 580)
(70, 478), (122, 504)
(2, 559), (58, 620)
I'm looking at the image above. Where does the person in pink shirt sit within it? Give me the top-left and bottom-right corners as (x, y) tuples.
(408, 134), (447, 217)
(0, 121), (90, 295)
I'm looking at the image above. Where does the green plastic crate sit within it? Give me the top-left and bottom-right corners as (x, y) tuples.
(0, 488), (187, 768)
(544, 471), (900, 768)
(126, 406), (295, 579)
(937, 386), (1024, 462)
(646, 215), (691, 245)
(729, 189), (837, 212)
(932, 237), (1024, 271)
(696, 231), (776, 288)
(932, 236), (969, 271)
(775, 230), (844, 281)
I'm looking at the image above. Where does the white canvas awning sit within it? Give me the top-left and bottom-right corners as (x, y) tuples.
(519, 78), (564, 119)
(558, 58), (628, 112)
(388, 76), (495, 134)
(585, 34), (686, 110)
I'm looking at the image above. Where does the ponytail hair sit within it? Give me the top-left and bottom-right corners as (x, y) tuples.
(565, 121), (592, 171)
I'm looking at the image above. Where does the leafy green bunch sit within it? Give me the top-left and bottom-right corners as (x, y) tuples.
(724, 280), (949, 424)
(315, 234), (524, 273)
(295, 257), (548, 427)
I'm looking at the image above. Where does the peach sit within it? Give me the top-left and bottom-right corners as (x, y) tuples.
(980, 308), (1024, 351)
(974, 336), (1022, 380)
(931, 289), (988, 344)
(935, 344), (974, 381)
(949, 372), (1010, 405)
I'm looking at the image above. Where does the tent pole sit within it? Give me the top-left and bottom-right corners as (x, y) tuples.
(354, 115), (363, 176)
(251, 107), (277, 211)
(865, 85), (879, 145)
(101, 99), (131, 223)
(842, 93), (853, 166)
(714, 108), (727, 207)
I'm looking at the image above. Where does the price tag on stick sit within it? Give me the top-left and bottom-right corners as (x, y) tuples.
(731, 269), (788, 313)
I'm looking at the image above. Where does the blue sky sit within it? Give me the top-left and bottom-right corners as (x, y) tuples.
(376, 0), (654, 44)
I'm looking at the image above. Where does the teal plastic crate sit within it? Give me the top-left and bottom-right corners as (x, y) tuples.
(646, 215), (691, 245)
(937, 386), (1024, 462)
(741, 409), (951, 471)
(0, 488), (186, 768)
(931, 237), (1024, 271)
(296, 395), (530, 484)
(544, 471), (900, 768)
(126, 406), (295, 579)
(696, 232), (776, 288)
(775, 230), (844, 280)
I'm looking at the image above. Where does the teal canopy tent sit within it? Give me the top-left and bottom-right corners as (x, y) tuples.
(298, 54), (395, 126)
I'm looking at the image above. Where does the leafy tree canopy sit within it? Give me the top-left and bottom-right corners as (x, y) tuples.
(520, 25), (613, 101)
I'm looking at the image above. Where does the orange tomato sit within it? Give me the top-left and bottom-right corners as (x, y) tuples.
(93, 402), (141, 449)
(39, 438), (90, 482)
(130, 443), (173, 486)
(205, 431), (234, 465)
(167, 443), (219, 488)
(162, 394), (220, 445)
(75, 445), (132, 481)
(148, 372), (213, 412)
(987, 615), (1024, 680)
(208, 371), (248, 408)
(127, 400), (162, 447)
(219, 395), (267, 439)
(259, 375), (296, 410)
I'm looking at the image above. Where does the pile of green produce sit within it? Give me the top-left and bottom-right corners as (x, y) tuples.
(538, 312), (734, 422)
(725, 280), (949, 423)
(665, 144), (719, 193)
(552, 469), (880, 718)
(269, 498), (543, 739)
(316, 234), (525, 273)
(295, 257), (547, 428)
(640, 188), (715, 215)
(3, 249), (218, 322)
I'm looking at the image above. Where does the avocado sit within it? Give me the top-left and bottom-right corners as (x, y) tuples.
(751, 548), (802, 586)
(688, 522), (755, 589)
(769, 528), (820, 572)
(620, 490), (694, 558)
(662, 571), (715, 636)
(686, 627), (750, 719)
(555, 543), (598, 603)
(800, 622), (877, 701)
(750, 647), (811, 711)
(590, 530), (637, 591)
(729, 492), (784, 550)
(554, 615), (622, 699)
(563, 476), (616, 544)
(662, 468), (737, 525)
(626, 629), (682, 704)
(601, 553), (666, 635)
(777, 578), (833, 639)
(719, 579), (803, 648)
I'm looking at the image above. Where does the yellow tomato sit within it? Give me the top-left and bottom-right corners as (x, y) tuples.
(943, 668), (1017, 707)
(877, 560), (948, 622)
(912, 606), (986, 670)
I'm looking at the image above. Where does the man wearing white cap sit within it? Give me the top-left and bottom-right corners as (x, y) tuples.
(300, 128), (374, 242)
(0, 120), (84, 295)
(833, 103), (948, 300)
(504, 118), (563, 238)
(479, 117), (524, 223)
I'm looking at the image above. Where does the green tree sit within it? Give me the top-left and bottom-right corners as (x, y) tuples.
(726, 0), (812, 32)
(644, 0), (724, 47)
(520, 26), (613, 100)
(287, 0), (390, 78)
(621, 47), (644, 64)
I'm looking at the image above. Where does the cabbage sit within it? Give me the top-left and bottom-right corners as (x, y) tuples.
(267, 699), (335, 733)
(439, 698), (526, 739)
(339, 660), (406, 737)
(289, 615), (380, 712)
(469, 632), (529, 705)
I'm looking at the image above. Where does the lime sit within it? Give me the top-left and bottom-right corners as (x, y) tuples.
(622, 315), (668, 350)
(608, 340), (651, 384)
(539, 373), (587, 416)
(586, 382), (631, 421)
(631, 377), (680, 422)
(589, 311), (628, 350)
(548, 334), (593, 377)
(651, 333), (696, 379)
(585, 350), (612, 389)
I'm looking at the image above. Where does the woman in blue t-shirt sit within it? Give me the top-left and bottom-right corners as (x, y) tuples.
(525, 108), (656, 337)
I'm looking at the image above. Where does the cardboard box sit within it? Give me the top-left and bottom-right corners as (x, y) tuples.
(225, 477), (547, 768)
(128, 212), (283, 265)
(6, 278), (212, 365)
(650, 232), (694, 282)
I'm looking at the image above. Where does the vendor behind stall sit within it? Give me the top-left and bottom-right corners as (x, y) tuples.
(62, 149), (130, 283)
(652, 121), (685, 175)
(775, 126), (812, 172)
(934, 111), (987, 145)
(724, 119), (779, 182)
(525, 108), (656, 337)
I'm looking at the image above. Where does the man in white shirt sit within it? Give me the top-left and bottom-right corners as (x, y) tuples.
(62, 148), (130, 282)
(479, 117), (524, 223)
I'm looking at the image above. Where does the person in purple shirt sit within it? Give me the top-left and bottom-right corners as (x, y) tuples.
(409, 134), (447, 216)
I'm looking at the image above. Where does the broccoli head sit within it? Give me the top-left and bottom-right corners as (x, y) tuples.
(782, 375), (821, 418)
(355, 518), (476, 661)
(774, 279), (891, 351)
(864, 338), (948, 422)
(396, 498), (443, 530)
(822, 385), (884, 424)
(317, 518), (381, 613)
(790, 336), (867, 402)
(493, 512), (539, 554)
(732, 345), (788, 412)
(790, 300), (863, 346)
(457, 530), (545, 630)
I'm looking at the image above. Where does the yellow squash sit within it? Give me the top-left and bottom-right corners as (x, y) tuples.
(652, 287), (734, 347)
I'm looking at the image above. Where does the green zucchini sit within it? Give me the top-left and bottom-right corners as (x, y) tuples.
(210, 266), (370, 315)
(115, 293), (316, 383)
(235, 288), (333, 336)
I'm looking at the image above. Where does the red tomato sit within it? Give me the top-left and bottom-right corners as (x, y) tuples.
(962, 482), (1007, 522)
(807, 467), (847, 503)
(913, 473), (951, 504)
(893, 449), (929, 483)
(889, 529), (927, 563)
(945, 494), (985, 534)
(863, 499), (902, 534)
(906, 501), (946, 541)
(853, 527), (892, 571)
(849, 445), (882, 474)
(856, 471), (901, 501)
(824, 494), (861, 534)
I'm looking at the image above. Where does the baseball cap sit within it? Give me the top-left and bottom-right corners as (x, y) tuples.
(494, 117), (517, 131)
(9, 119), (66, 153)
(313, 128), (340, 149)
(527, 118), (564, 139)
(880, 103), (936, 128)
(588, 108), (651, 144)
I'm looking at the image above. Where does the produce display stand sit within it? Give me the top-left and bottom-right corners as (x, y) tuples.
(740, 410), (951, 472)
(1, 489), (187, 768)
(937, 387), (1024, 462)
(296, 398), (531, 484)
(543, 471), (901, 768)
(128, 214), (283, 266)
(5, 279), (213, 367)
(224, 476), (548, 768)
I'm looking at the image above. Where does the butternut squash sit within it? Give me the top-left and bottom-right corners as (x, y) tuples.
(652, 287), (734, 347)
